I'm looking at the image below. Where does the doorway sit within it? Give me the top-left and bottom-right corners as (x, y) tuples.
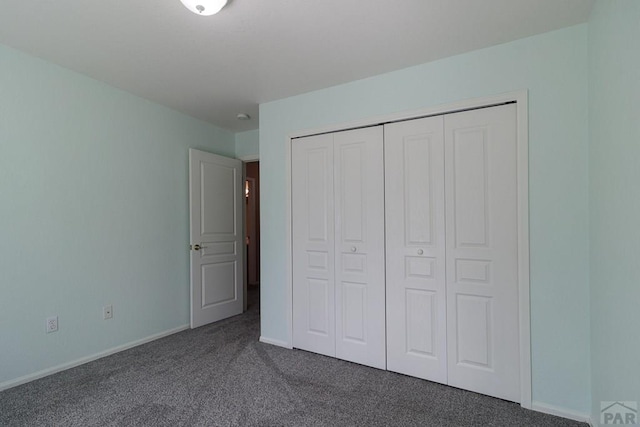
(245, 161), (260, 309)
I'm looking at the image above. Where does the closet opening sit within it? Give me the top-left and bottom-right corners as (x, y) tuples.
(285, 91), (531, 408)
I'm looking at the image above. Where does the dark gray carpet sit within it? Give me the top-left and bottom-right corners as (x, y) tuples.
(0, 286), (585, 426)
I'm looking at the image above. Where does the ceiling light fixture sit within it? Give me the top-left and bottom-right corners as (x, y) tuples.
(180, 0), (227, 16)
(237, 113), (251, 120)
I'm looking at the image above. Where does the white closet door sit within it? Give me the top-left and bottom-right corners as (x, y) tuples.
(384, 116), (448, 383)
(334, 127), (385, 369)
(444, 104), (520, 402)
(292, 134), (335, 357)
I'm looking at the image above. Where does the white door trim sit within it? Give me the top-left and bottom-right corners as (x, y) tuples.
(238, 154), (260, 162)
(284, 90), (531, 409)
(242, 163), (248, 312)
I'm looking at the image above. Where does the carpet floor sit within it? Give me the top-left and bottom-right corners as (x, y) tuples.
(0, 287), (586, 426)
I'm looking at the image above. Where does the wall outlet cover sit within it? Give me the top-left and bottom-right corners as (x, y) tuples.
(46, 316), (58, 333)
(103, 305), (113, 320)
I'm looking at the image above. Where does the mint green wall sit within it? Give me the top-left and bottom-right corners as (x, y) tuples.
(259, 25), (590, 414)
(589, 1), (640, 424)
(0, 43), (235, 386)
(235, 129), (259, 159)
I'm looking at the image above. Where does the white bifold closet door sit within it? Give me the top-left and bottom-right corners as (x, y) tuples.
(444, 104), (519, 402)
(385, 103), (520, 402)
(292, 126), (386, 369)
(292, 133), (335, 357)
(384, 115), (448, 383)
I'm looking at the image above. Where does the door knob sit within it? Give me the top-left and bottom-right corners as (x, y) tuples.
(351, 246), (357, 252)
(417, 249), (424, 255)
(191, 244), (207, 251)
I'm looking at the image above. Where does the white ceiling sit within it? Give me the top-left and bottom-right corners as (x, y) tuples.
(0, 0), (594, 132)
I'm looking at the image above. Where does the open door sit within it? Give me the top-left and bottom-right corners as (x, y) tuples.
(189, 149), (244, 328)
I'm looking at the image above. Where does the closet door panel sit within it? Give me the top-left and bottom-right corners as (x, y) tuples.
(334, 126), (386, 369)
(384, 116), (447, 383)
(292, 134), (336, 357)
(444, 104), (520, 402)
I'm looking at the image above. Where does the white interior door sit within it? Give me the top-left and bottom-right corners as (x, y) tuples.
(444, 104), (520, 402)
(384, 116), (448, 383)
(334, 127), (385, 369)
(189, 149), (244, 329)
(292, 134), (336, 357)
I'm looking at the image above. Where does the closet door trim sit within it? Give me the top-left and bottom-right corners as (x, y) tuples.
(282, 90), (530, 409)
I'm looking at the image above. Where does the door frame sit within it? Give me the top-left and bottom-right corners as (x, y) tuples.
(283, 90), (531, 408)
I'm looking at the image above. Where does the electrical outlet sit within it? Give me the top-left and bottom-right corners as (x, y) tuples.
(46, 316), (58, 333)
(103, 305), (113, 320)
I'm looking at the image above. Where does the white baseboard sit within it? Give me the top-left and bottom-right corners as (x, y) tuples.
(259, 335), (292, 349)
(531, 401), (592, 425)
(0, 324), (190, 392)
